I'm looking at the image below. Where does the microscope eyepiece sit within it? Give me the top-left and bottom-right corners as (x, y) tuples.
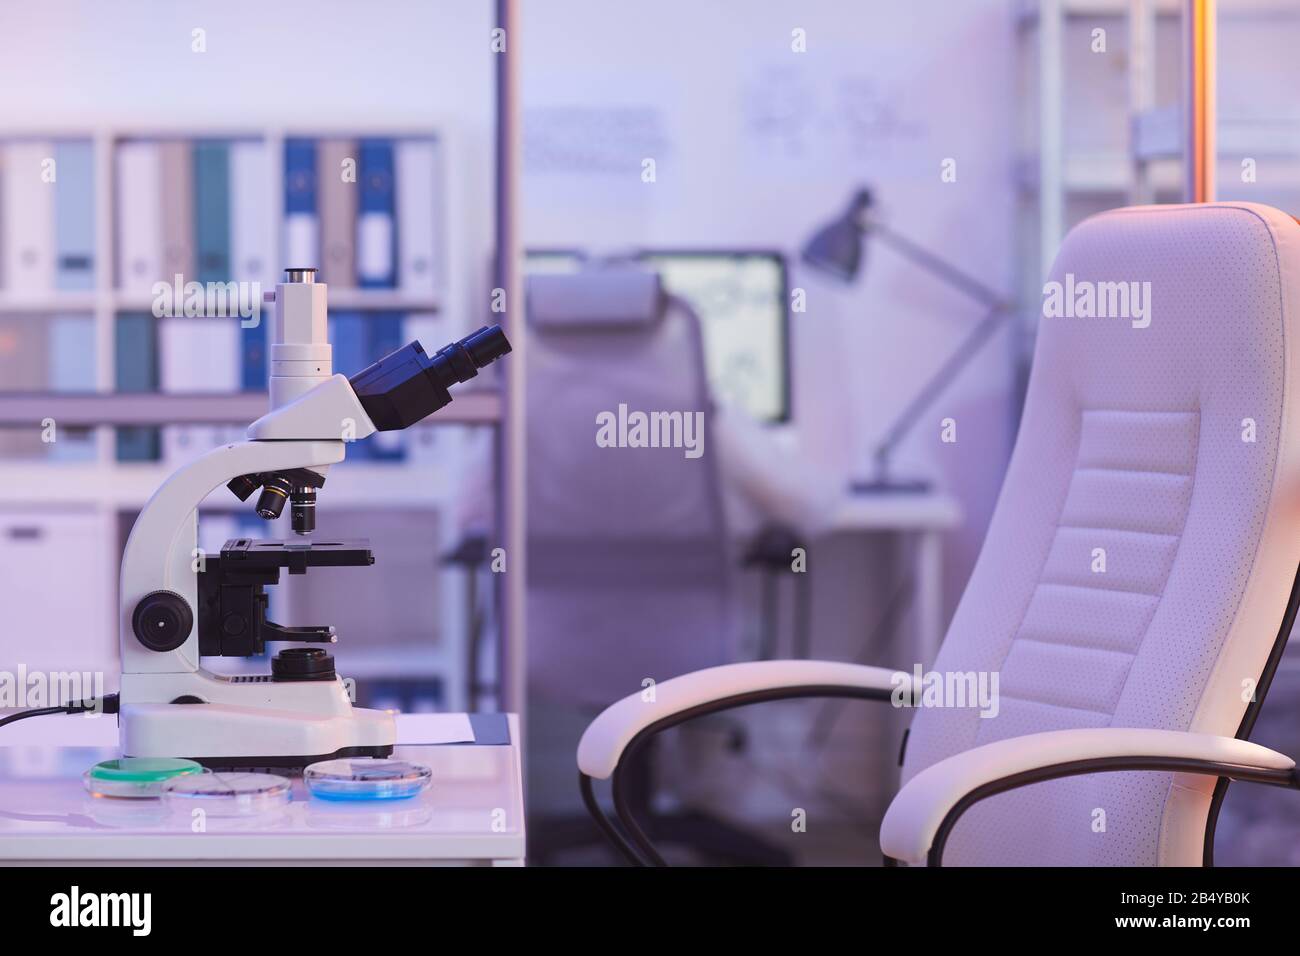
(348, 325), (512, 431)
(460, 325), (513, 372)
(426, 325), (512, 391)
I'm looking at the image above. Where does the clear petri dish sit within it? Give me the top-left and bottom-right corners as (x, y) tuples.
(303, 757), (432, 801)
(162, 771), (292, 815)
(83, 757), (204, 799)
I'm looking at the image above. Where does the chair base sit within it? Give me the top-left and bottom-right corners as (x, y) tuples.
(529, 808), (793, 867)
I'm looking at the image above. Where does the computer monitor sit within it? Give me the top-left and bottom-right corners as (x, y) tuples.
(638, 250), (790, 423)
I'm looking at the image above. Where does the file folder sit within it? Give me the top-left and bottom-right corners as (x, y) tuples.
(230, 139), (271, 285)
(328, 311), (369, 459)
(48, 313), (97, 461)
(2, 141), (56, 293)
(231, 139), (272, 394)
(159, 315), (240, 464)
(193, 141), (231, 282)
(395, 139), (438, 296)
(115, 140), (163, 294)
(368, 312), (406, 461)
(402, 311), (442, 464)
(284, 138), (319, 268)
(357, 139), (396, 288)
(114, 312), (160, 461)
(54, 140), (95, 291)
(318, 138), (357, 286)
(159, 140), (194, 283)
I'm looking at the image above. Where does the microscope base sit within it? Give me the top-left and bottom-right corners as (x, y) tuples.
(120, 697), (397, 767)
(190, 744), (394, 770)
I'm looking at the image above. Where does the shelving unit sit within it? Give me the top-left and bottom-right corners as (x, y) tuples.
(0, 123), (514, 713)
(0, 124), (474, 485)
(1016, 0), (1300, 346)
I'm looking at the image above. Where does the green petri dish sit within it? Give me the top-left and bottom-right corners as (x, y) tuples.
(83, 758), (204, 799)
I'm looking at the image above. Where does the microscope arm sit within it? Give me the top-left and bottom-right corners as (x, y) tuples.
(119, 438), (350, 677)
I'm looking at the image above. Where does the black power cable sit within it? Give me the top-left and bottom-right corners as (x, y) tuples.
(0, 693), (119, 730)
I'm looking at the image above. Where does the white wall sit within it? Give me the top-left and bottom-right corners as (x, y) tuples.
(520, 0), (1021, 619)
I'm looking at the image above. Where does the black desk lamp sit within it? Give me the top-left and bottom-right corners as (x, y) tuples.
(802, 187), (1014, 494)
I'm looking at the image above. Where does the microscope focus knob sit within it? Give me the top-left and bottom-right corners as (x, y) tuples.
(132, 590), (194, 652)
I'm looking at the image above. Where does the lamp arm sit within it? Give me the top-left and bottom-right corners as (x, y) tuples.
(873, 302), (1012, 482)
(871, 222), (1007, 310)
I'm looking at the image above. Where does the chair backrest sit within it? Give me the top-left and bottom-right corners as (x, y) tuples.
(901, 203), (1300, 865)
(524, 268), (732, 705)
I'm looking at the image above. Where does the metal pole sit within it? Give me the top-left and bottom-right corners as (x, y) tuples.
(494, 0), (526, 718)
(1038, 0), (1064, 276)
(1185, 0), (1216, 202)
(1129, 0), (1156, 205)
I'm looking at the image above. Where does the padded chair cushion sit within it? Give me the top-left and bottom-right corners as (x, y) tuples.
(898, 203), (1300, 865)
(527, 269), (664, 330)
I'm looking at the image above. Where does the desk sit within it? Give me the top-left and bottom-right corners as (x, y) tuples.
(826, 492), (962, 667)
(0, 713), (525, 866)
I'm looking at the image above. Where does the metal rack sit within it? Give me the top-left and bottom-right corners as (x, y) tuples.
(1017, 0), (1300, 339)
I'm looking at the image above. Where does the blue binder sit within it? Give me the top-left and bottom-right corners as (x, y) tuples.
(48, 314), (97, 462)
(54, 141), (95, 290)
(193, 141), (231, 282)
(285, 138), (317, 218)
(328, 312), (371, 459)
(284, 138), (319, 270)
(366, 312), (406, 461)
(357, 139), (396, 288)
(115, 313), (160, 461)
(241, 319), (267, 391)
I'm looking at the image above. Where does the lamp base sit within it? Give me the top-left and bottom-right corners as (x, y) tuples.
(849, 476), (933, 495)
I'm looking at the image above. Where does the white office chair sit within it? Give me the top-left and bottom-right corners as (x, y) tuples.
(577, 202), (1300, 866)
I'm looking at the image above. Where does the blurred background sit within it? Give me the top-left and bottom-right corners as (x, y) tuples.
(0, 0), (1298, 865)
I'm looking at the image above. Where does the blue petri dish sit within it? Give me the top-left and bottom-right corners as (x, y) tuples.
(303, 758), (432, 801)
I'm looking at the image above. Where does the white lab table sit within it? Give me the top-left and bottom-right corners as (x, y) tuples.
(826, 491), (962, 666)
(0, 713), (525, 866)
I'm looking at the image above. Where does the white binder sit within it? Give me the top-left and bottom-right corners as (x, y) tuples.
(395, 139), (439, 295)
(230, 140), (272, 286)
(159, 316), (241, 464)
(2, 141), (56, 293)
(116, 141), (163, 295)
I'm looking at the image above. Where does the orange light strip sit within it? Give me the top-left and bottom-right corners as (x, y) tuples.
(1188, 0), (1216, 203)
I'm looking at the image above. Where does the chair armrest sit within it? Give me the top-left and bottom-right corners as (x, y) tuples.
(879, 727), (1297, 865)
(577, 659), (909, 779)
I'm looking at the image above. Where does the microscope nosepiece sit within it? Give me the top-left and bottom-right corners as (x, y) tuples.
(255, 475), (292, 520)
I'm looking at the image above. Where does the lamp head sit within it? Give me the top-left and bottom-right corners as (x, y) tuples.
(801, 187), (875, 282)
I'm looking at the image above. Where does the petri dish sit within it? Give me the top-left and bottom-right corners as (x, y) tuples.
(162, 771), (292, 815)
(83, 757), (204, 799)
(303, 757), (432, 801)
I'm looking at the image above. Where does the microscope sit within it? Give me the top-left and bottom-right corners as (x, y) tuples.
(117, 268), (510, 766)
